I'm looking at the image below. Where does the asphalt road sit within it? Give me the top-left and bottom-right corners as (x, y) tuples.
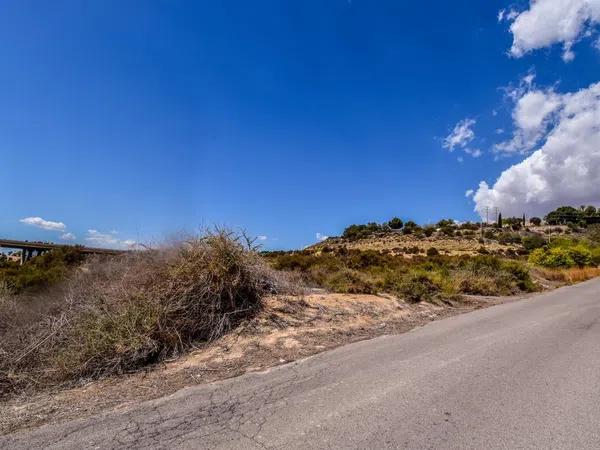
(3, 278), (600, 449)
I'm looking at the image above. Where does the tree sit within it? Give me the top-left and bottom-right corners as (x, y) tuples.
(523, 214), (526, 226)
(545, 206), (581, 225)
(436, 219), (454, 228)
(342, 223), (382, 240)
(530, 217), (542, 226)
(497, 212), (502, 229)
(402, 220), (420, 235)
(388, 217), (403, 230)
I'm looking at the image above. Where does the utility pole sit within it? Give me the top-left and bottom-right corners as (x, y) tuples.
(481, 206), (490, 241)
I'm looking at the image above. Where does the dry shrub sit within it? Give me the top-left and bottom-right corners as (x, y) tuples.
(533, 267), (569, 282)
(319, 268), (377, 294)
(537, 266), (600, 283)
(0, 230), (293, 395)
(535, 266), (600, 284)
(565, 267), (600, 283)
(394, 272), (441, 303)
(454, 272), (502, 296)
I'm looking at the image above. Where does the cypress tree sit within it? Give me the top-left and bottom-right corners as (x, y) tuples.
(497, 212), (502, 228)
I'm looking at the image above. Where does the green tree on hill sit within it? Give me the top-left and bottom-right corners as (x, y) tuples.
(530, 217), (542, 226)
(388, 217), (403, 230)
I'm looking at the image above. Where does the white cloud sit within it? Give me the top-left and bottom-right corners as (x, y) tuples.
(465, 189), (474, 198)
(442, 118), (482, 159)
(60, 232), (76, 241)
(498, 9), (506, 22)
(496, 87), (563, 154)
(505, 0), (600, 61)
(20, 217), (66, 232)
(443, 118), (476, 151)
(316, 232), (329, 242)
(498, 8), (519, 22)
(86, 229), (136, 249)
(257, 235), (268, 241)
(465, 148), (483, 158)
(473, 81), (600, 218)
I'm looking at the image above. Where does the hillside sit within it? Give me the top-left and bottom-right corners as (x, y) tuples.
(309, 224), (576, 258)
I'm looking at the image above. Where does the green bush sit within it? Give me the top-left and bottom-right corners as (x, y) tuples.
(522, 234), (547, 251)
(456, 256), (535, 294)
(266, 250), (537, 300)
(568, 246), (593, 267)
(459, 222), (480, 231)
(530, 237), (599, 268)
(395, 272), (440, 303)
(530, 217), (542, 226)
(497, 233), (522, 245)
(441, 227), (455, 237)
(388, 217), (403, 230)
(402, 220), (420, 235)
(591, 248), (600, 266)
(529, 247), (575, 268)
(342, 223), (383, 240)
(484, 230), (495, 239)
(426, 247), (439, 257)
(323, 268), (376, 294)
(0, 247), (86, 293)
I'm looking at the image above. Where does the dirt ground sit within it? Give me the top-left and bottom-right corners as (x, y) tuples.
(0, 290), (529, 435)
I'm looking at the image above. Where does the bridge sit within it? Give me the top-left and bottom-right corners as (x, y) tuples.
(0, 239), (126, 265)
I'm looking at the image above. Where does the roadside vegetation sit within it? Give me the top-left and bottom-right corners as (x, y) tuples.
(0, 247), (85, 293)
(265, 250), (536, 300)
(1, 208), (599, 398)
(0, 230), (293, 396)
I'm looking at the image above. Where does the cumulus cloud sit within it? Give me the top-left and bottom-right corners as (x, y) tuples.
(505, 0), (600, 61)
(496, 86), (563, 154)
(443, 118), (476, 151)
(20, 217), (66, 232)
(473, 81), (600, 218)
(86, 229), (136, 249)
(60, 232), (76, 241)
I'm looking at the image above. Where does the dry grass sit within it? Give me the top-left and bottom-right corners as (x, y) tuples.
(312, 233), (521, 258)
(0, 230), (295, 396)
(533, 266), (600, 284)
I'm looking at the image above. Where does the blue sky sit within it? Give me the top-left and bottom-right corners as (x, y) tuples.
(2, 1), (600, 249)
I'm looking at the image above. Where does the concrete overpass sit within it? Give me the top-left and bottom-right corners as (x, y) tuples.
(0, 239), (126, 265)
